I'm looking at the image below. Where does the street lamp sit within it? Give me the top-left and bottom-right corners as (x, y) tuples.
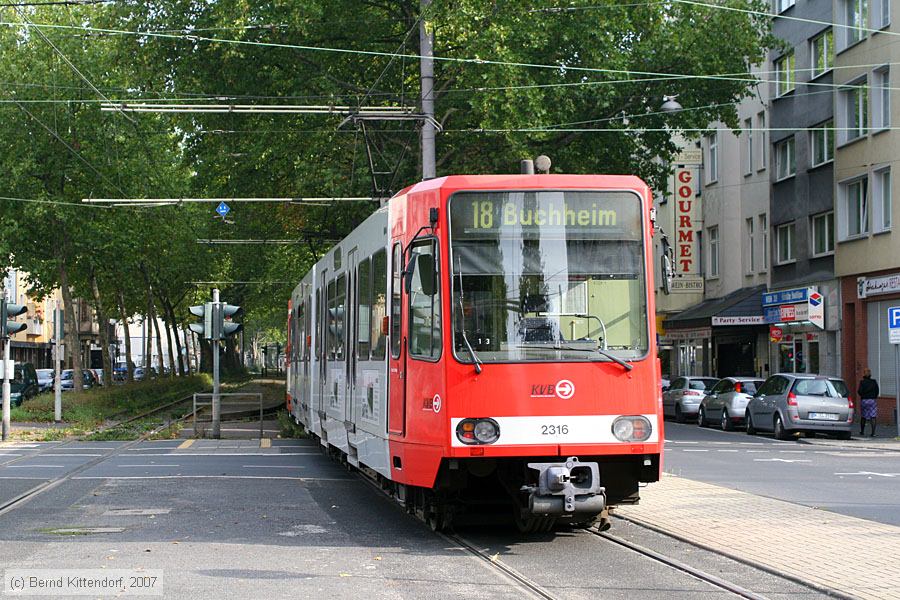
(660, 95), (683, 113)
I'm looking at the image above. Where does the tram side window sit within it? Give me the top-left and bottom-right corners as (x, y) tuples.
(298, 302), (306, 362)
(335, 274), (346, 361)
(391, 243), (402, 359)
(327, 280), (336, 361)
(357, 258), (371, 359)
(315, 289), (322, 360)
(371, 249), (387, 360)
(409, 239), (441, 359)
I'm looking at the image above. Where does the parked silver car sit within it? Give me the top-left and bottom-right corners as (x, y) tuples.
(698, 377), (765, 431)
(745, 373), (853, 440)
(663, 376), (719, 423)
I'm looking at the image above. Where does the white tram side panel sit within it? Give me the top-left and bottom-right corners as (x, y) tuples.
(293, 206), (392, 478)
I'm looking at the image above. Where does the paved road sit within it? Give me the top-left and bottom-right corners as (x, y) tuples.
(664, 421), (900, 525)
(0, 438), (827, 599)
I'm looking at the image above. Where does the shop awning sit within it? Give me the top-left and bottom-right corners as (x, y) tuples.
(664, 285), (767, 330)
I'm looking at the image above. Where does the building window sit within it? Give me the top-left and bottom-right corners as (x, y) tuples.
(776, 223), (795, 264)
(839, 78), (869, 143)
(759, 214), (768, 271)
(811, 120), (835, 166)
(839, 176), (870, 239)
(774, 52), (795, 96)
(708, 226), (719, 277)
(745, 217), (755, 273)
(873, 167), (892, 231)
(706, 131), (719, 183)
(744, 118), (753, 175)
(841, 0), (869, 48)
(775, 137), (795, 180)
(873, 67), (890, 130)
(775, 0), (795, 12)
(811, 212), (835, 256)
(758, 112), (767, 170)
(873, 0), (890, 28)
(811, 30), (833, 77)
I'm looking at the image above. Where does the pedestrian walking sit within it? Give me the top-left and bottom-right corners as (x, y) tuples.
(857, 368), (879, 437)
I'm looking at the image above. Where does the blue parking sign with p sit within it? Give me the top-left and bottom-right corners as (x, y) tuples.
(891, 307), (900, 328)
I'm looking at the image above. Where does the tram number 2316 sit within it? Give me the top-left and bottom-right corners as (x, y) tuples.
(541, 424), (569, 435)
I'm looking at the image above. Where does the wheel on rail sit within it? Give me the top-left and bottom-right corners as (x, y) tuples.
(745, 411), (756, 435)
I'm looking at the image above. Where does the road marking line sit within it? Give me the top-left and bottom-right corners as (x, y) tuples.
(117, 464), (181, 468)
(682, 449), (709, 452)
(716, 449), (739, 452)
(39, 453), (103, 457)
(753, 458), (811, 463)
(103, 508), (171, 516)
(8, 464), (66, 468)
(0, 476), (49, 479)
(260, 438), (271, 449)
(242, 465), (304, 469)
(115, 452), (319, 457)
(177, 440), (195, 450)
(72, 475), (352, 481)
(834, 471), (899, 477)
(746, 450), (769, 453)
(779, 450), (806, 453)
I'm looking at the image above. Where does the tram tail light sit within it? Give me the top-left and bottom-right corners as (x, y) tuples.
(612, 416), (652, 442)
(787, 391), (798, 406)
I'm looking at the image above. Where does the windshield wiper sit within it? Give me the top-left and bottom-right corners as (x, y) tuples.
(456, 256), (482, 374)
(554, 344), (633, 371)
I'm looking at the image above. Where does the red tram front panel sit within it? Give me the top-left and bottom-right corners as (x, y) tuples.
(385, 175), (662, 492)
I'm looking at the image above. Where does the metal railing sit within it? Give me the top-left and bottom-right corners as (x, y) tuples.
(192, 392), (263, 438)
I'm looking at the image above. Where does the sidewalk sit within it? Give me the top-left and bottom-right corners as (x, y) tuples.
(801, 432), (900, 452)
(616, 474), (900, 600)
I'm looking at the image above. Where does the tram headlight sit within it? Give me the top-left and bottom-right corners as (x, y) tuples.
(612, 416), (652, 442)
(456, 418), (500, 445)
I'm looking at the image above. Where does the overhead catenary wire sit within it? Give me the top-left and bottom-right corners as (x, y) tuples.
(82, 196), (383, 204)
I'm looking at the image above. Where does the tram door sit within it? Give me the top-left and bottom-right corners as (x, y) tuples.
(388, 241), (406, 435)
(346, 248), (357, 427)
(318, 269), (328, 418)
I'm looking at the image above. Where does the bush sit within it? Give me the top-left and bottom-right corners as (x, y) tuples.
(13, 374), (213, 428)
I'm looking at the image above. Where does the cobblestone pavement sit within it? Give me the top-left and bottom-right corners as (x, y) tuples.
(617, 474), (900, 600)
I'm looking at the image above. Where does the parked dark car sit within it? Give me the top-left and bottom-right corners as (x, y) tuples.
(745, 374), (853, 440)
(10, 363), (39, 406)
(60, 369), (94, 391)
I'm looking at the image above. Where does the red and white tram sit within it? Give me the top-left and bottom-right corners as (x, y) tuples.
(286, 174), (662, 531)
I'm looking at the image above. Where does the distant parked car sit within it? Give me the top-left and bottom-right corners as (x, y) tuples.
(35, 368), (55, 393)
(113, 365), (128, 382)
(60, 369), (94, 391)
(10, 363), (39, 406)
(698, 377), (766, 431)
(745, 374), (853, 440)
(663, 376), (719, 423)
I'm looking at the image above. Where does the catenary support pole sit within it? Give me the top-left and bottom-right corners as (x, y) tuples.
(895, 344), (899, 438)
(54, 301), (62, 422)
(419, 0), (435, 180)
(212, 287), (221, 439)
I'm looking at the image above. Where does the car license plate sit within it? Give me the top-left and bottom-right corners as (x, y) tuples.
(808, 412), (839, 421)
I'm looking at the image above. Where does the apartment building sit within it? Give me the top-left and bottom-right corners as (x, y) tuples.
(764, 0), (843, 379)
(662, 81), (771, 378)
(832, 0), (899, 421)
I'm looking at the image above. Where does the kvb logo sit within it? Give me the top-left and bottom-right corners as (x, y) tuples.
(555, 379), (575, 399)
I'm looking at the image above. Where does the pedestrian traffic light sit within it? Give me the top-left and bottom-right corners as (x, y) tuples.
(220, 304), (242, 338)
(0, 298), (27, 339)
(188, 302), (214, 339)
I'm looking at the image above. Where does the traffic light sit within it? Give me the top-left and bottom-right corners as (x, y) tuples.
(220, 304), (242, 338)
(188, 302), (215, 339)
(0, 298), (27, 339)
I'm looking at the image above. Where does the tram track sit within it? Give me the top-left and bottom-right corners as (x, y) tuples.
(0, 403), (197, 517)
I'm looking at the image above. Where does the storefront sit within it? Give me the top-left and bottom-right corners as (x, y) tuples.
(663, 285), (768, 378)
(841, 271), (900, 425)
(763, 284), (840, 377)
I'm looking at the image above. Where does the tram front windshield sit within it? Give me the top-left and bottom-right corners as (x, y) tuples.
(449, 190), (648, 363)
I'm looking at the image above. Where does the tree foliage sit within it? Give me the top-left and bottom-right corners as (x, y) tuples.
(0, 0), (776, 375)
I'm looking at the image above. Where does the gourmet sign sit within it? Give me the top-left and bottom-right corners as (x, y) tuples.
(674, 167), (698, 274)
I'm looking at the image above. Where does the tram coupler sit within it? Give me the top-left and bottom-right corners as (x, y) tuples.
(523, 457), (606, 515)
